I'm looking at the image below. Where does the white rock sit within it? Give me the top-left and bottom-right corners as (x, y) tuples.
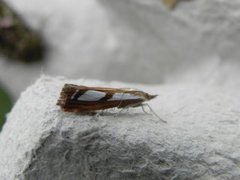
(0, 75), (240, 179)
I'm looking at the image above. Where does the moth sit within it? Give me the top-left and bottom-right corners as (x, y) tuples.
(57, 84), (157, 112)
(57, 84), (166, 123)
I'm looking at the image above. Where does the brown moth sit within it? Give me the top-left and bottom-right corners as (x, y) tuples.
(57, 84), (157, 113)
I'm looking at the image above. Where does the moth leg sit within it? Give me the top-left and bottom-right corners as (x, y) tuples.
(94, 111), (101, 119)
(99, 109), (106, 115)
(118, 106), (130, 114)
(113, 107), (126, 118)
(97, 109), (109, 116)
(88, 111), (101, 121)
(141, 104), (151, 115)
(141, 104), (167, 123)
(117, 93), (126, 108)
(115, 92), (131, 116)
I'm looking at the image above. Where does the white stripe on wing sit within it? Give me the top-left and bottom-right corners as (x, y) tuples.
(108, 93), (140, 101)
(78, 90), (106, 101)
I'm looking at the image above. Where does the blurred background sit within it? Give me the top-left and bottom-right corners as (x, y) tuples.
(1, 0), (240, 129)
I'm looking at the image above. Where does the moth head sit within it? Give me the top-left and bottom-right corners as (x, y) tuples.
(145, 94), (158, 100)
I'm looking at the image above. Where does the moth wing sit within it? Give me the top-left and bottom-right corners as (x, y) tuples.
(57, 84), (150, 112)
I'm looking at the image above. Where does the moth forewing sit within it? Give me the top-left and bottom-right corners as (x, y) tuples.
(57, 84), (158, 113)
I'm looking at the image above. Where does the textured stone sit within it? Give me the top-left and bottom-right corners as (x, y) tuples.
(0, 75), (240, 179)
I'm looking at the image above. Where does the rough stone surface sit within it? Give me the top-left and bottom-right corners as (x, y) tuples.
(0, 75), (240, 180)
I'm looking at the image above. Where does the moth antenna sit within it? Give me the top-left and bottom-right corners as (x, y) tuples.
(142, 104), (167, 123)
